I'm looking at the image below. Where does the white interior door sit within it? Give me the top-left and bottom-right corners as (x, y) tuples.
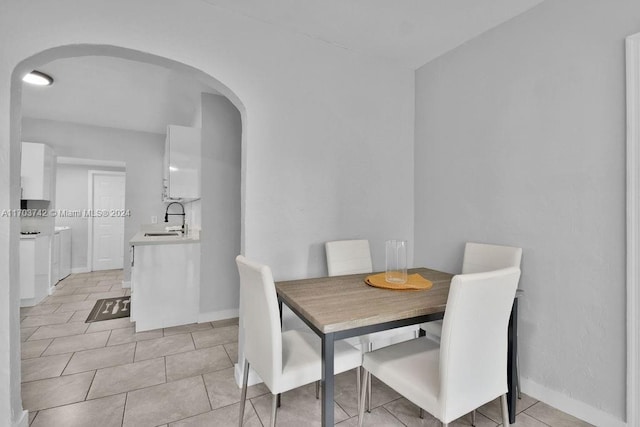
(91, 172), (125, 271)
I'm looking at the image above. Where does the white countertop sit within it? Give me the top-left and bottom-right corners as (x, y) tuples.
(129, 231), (200, 246)
(20, 234), (40, 240)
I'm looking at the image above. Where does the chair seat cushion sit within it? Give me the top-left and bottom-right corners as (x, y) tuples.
(278, 330), (361, 393)
(362, 337), (441, 416)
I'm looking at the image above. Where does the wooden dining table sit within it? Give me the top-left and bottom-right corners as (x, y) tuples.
(275, 267), (520, 426)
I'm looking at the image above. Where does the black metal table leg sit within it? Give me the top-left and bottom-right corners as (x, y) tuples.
(321, 332), (335, 427)
(507, 298), (518, 424)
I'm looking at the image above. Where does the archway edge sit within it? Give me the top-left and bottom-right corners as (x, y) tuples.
(12, 43), (247, 119)
(5, 43), (248, 426)
(10, 42), (248, 254)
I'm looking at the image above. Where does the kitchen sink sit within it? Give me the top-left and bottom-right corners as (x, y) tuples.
(144, 232), (181, 237)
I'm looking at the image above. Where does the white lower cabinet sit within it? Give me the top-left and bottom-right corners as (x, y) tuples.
(58, 228), (71, 280)
(51, 231), (60, 287)
(20, 235), (51, 307)
(130, 242), (200, 332)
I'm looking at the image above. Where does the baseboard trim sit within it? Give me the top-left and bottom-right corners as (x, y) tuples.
(234, 362), (264, 388)
(20, 295), (47, 308)
(71, 267), (90, 274)
(198, 309), (239, 323)
(13, 410), (28, 427)
(521, 378), (626, 427)
(121, 280), (131, 289)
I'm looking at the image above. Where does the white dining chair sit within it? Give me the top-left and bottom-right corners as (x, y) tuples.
(358, 267), (521, 427)
(325, 240), (420, 411)
(236, 255), (363, 427)
(420, 242), (522, 342)
(420, 241), (523, 408)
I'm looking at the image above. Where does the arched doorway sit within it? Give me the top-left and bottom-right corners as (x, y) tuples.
(9, 44), (246, 425)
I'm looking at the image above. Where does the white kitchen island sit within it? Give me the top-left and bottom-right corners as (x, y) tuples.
(129, 231), (200, 332)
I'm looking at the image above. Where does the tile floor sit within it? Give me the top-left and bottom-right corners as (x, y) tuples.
(20, 270), (593, 427)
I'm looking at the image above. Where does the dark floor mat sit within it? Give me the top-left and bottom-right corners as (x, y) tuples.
(86, 296), (131, 323)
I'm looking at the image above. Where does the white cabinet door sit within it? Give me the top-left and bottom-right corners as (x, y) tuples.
(58, 229), (71, 280)
(164, 125), (201, 201)
(132, 243), (200, 332)
(20, 240), (35, 300)
(130, 245), (137, 323)
(52, 231), (60, 286)
(21, 142), (54, 200)
(20, 235), (51, 306)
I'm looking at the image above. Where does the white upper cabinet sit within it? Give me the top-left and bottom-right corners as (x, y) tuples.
(163, 125), (201, 201)
(21, 142), (54, 200)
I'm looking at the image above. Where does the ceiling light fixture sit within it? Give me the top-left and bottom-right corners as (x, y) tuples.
(22, 70), (54, 86)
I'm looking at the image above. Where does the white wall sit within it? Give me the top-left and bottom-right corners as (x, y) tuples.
(55, 164), (126, 271)
(22, 118), (165, 280)
(199, 94), (241, 320)
(414, 1), (637, 424)
(0, 1), (414, 424)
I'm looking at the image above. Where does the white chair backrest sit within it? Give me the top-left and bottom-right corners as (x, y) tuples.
(236, 255), (282, 391)
(462, 242), (522, 274)
(438, 267), (521, 421)
(325, 240), (373, 276)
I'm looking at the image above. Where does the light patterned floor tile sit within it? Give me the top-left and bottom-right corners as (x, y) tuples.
(202, 367), (270, 410)
(332, 369), (362, 417)
(87, 357), (166, 399)
(22, 371), (95, 411)
(21, 327), (38, 342)
(50, 286), (79, 295)
(42, 294), (89, 305)
(383, 397), (496, 426)
(63, 342), (136, 375)
(21, 354), (72, 382)
(165, 345), (232, 382)
(477, 394), (538, 424)
(223, 342), (238, 363)
(524, 402), (594, 427)
(54, 300), (97, 313)
(86, 316), (134, 333)
(31, 393), (126, 427)
(503, 412), (556, 427)
(86, 291), (127, 301)
(107, 326), (163, 346)
(68, 310), (92, 322)
(169, 401), (261, 427)
(42, 331), (110, 356)
(21, 338), (52, 359)
(28, 322), (89, 340)
(251, 382), (350, 426)
(20, 312), (74, 328)
(163, 322), (213, 336)
(337, 406), (405, 426)
(134, 333), (195, 361)
(21, 304), (61, 316)
(122, 376), (211, 427)
(365, 374), (402, 411)
(72, 284), (113, 295)
(192, 325), (238, 348)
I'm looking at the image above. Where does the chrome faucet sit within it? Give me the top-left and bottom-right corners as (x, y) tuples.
(164, 202), (185, 231)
